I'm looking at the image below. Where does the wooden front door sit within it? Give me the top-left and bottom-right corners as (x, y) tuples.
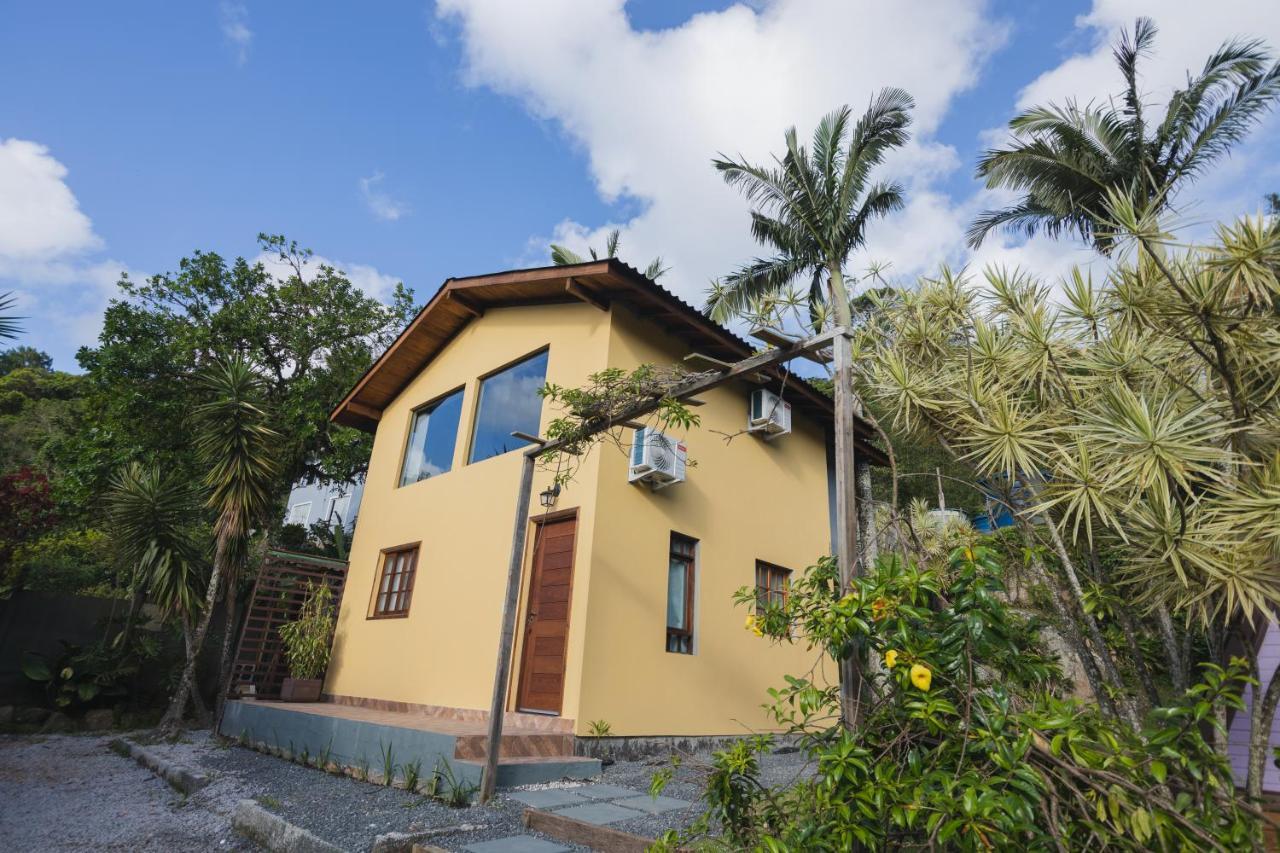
(515, 514), (577, 714)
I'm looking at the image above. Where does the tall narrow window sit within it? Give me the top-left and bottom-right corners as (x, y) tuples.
(666, 534), (697, 654)
(755, 561), (791, 613)
(371, 544), (419, 618)
(400, 388), (464, 486)
(468, 349), (549, 464)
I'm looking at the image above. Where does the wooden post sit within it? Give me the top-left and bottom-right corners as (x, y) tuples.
(832, 330), (863, 730)
(480, 449), (538, 803)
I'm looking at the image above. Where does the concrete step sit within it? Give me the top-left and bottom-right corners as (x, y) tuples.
(455, 755), (602, 788)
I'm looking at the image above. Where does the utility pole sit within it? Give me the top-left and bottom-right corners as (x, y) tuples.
(831, 329), (863, 730)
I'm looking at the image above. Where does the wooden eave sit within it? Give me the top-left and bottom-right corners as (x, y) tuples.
(329, 259), (888, 465)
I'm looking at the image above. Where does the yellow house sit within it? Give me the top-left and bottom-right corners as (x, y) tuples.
(321, 259), (884, 742)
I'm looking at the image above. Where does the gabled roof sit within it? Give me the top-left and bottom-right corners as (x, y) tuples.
(330, 259), (886, 464)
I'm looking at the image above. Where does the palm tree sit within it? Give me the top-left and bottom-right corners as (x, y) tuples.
(969, 18), (1280, 253)
(550, 228), (669, 281)
(0, 292), (20, 341)
(707, 91), (913, 328)
(710, 91), (914, 729)
(159, 355), (278, 733)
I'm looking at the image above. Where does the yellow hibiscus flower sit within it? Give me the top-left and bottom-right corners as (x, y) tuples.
(884, 649), (899, 669)
(910, 663), (932, 692)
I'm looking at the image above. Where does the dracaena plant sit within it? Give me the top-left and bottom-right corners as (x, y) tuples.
(851, 204), (1280, 802)
(279, 582), (336, 680)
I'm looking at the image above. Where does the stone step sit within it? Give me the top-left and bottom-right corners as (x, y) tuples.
(453, 732), (576, 760)
(455, 755), (601, 788)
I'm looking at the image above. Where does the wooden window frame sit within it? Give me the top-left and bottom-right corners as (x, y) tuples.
(368, 542), (421, 619)
(666, 533), (698, 655)
(754, 560), (791, 613)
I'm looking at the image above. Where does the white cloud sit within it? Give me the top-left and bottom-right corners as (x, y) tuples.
(0, 139), (101, 262)
(220, 2), (253, 67)
(437, 0), (1280, 311)
(359, 171), (411, 222)
(436, 0), (1009, 307)
(0, 139), (134, 369)
(253, 251), (404, 303)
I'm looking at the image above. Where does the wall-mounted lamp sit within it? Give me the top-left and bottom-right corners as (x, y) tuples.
(538, 483), (561, 509)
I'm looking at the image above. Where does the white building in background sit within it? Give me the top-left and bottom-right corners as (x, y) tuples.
(282, 478), (364, 533)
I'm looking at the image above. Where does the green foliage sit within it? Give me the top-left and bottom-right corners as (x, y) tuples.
(65, 234), (416, 509)
(0, 346), (52, 374)
(0, 292), (18, 341)
(107, 462), (205, 618)
(586, 719), (612, 738)
(663, 549), (1260, 851)
(402, 758), (422, 792)
(970, 19), (1280, 252)
(379, 740), (397, 787)
(550, 227), (669, 281)
(421, 758), (478, 807)
(11, 527), (113, 595)
(21, 636), (157, 710)
(0, 467), (59, 592)
(540, 364), (701, 481)
(278, 582), (336, 680)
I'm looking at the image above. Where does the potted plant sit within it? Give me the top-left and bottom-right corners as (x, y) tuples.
(278, 582), (336, 702)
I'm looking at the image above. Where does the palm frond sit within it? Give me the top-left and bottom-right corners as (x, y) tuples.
(0, 292), (21, 341)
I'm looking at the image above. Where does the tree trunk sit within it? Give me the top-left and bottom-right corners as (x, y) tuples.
(1246, 644), (1280, 804)
(856, 459), (877, 570)
(159, 535), (227, 734)
(181, 619), (211, 727)
(214, 584), (240, 727)
(1154, 604), (1187, 693)
(1041, 520), (1139, 727)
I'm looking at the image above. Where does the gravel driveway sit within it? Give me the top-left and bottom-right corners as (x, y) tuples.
(0, 733), (250, 852)
(0, 730), (812, 851)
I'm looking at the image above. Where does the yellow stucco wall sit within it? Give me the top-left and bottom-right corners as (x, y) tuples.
(576, 309), (834, 736)
(326, 298), (834, 737)
(324, 302), (610, 721)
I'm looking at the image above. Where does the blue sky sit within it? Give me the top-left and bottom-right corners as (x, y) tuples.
(3, 1), (1277, 371)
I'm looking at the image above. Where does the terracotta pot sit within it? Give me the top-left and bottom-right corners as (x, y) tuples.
(280, 677), (323, 702)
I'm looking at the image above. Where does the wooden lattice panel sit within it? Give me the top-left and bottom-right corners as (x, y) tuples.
(230, 549), (347, 700)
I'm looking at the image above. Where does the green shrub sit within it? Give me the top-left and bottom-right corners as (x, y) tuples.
(278, 582), (335, 680)
(656, 547), (1259, 851)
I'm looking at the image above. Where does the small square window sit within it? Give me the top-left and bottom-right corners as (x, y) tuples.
(371, 545), (419, 618)
(286, 502), (311, 526)
(755, 561), (790, 613)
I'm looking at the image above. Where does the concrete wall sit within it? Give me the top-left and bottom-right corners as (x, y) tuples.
(324, 302), (611, 721)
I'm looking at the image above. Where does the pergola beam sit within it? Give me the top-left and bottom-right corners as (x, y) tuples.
(478, 327), (842, 802)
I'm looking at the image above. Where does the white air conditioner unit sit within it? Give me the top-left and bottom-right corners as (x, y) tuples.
(748, 388), (792, 440)
(628, 427), (687, 490)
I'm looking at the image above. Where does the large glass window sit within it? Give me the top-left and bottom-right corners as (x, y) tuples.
(400, 388), (464, 486)
(468, 349), (549, 464)
(667, 533), (697, 654)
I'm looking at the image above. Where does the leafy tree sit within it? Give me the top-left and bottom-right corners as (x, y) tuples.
(159, 356), (278, 733)
(0, 346), (52, 374)
(68, 234), (416, 509)
(0, 361), (85, 475)
(1268, 191), (1280, 215)
(969, 18), (1280, 253)
(0, 468), (58, 592)
(550, 228), (669, 281)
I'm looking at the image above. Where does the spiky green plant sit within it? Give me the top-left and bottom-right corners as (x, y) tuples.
(0, 292), (19, 341)
(159, 355), (278, 734)
(550, 228), (668, 281)
(856, 203), (1280, 800)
